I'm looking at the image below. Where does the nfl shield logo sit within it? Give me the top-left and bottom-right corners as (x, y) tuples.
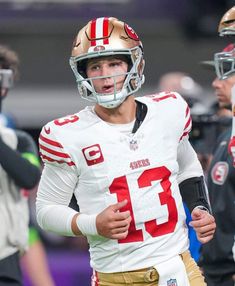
(167, 279), (178, 286)
(129, 139), (138, 151)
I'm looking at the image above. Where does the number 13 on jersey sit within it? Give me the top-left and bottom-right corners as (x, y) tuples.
(109, 166), (178, 243)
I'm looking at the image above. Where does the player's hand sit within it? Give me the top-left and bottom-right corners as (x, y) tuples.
(228, 136), (235, 167)
(96, 199), (132, 240)
(189, 208), (216, 244)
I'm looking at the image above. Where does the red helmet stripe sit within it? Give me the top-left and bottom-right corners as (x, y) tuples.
(90, 17), (110, 47)
(90, 19), (97, 46)
(103, 17), (109, 45)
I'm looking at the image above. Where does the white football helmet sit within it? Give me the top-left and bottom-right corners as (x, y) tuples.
(214, 43), (235, 80)
(218, 6), (235, 37)
(69, 17), (145, 108)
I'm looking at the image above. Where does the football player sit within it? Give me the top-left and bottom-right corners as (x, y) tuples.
(217, 6), (235, 166)
(36, 17), (215, 286)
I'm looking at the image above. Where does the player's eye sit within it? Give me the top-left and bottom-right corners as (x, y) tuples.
(109, 60), (122, 67)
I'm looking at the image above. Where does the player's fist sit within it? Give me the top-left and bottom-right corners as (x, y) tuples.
(189, 208), (216, 244)
(96, 199), (132, 240)
(228, 136), (235, 167)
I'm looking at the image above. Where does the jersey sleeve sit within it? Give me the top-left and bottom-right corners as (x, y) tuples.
(36, 163), (78, 236)
(177, 137), (204, 184)
(176, 93), (204, 182)
(179, 103), (192, 141)
(169, 92), (193, 142)
(38, 123), (76, 170)
(145, 91), (192, 141)
(37, 122), (79, 236)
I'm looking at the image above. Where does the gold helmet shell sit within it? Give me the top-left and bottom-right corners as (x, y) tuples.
(71, 17), (143, 57)
(218, 6), (235, 36)
(69, 17), (145, 108)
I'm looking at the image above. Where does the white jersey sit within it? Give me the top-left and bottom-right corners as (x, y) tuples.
(37, 92), (203, 272)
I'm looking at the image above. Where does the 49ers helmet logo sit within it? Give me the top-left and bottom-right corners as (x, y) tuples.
(124, 23), (139, 41)
(82, 144), (104, 166)
(211, 161), (229, 185)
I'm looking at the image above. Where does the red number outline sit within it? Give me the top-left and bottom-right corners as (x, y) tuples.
(110, 166), (178, 243)
(54, 115), (79, 126)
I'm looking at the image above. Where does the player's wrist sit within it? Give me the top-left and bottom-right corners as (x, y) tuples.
(76, 213), (98, 236)
(193, 205), (210, 213)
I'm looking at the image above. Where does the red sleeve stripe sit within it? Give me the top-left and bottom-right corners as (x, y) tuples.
(39, 144), (71, 159)
(183, 116), (192, 132)
(180, 114), (192, 141)
(39, 134), (63, 148)
(185, 105), (190, 117)
(179, 131), (190, 141)
(40, 153), (75, 166)
(151, 93), (177, 102)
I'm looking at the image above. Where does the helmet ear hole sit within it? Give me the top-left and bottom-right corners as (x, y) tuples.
(77, 59), (88, 78)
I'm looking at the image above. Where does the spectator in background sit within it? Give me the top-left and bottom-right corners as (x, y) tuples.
(198, 42), (235, 286)
(157, 72), (205, 110)
(0, 44), (54, 286)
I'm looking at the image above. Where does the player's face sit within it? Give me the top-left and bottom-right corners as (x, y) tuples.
(212, 74), (235, 108)
(86, 56), (128, 94)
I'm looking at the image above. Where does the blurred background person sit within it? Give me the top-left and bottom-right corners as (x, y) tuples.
(197, 7), (235, 286)
(20, 228), (55, 286)
(0, 44), (54, 286)
(198, 42), (235, 286)
(217, 5), (235, 165)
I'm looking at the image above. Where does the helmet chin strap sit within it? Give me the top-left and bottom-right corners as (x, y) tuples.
(96, 87), (128, 109)
(99, 96), (125, 109)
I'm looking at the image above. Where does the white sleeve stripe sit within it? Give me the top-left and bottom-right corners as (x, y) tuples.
(40, 153), (75, 166)
(39, 137), (67, 154)
(39, 133), (63, 148)
(183, 116), (192, 132)
(180, 116), (192, 141)
(39, 146), (74, 163)
(39, 143), (71, 159)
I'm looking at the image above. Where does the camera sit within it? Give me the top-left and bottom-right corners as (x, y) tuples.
(0, 69), (13, 89)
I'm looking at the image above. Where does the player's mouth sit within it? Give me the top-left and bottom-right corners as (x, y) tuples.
(101, 84), (116, 94)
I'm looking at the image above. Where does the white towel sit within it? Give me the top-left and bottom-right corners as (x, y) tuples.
(154, 255), (190, 286)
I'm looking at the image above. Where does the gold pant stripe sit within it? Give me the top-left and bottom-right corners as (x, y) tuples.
(96, 251), (206, 286)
